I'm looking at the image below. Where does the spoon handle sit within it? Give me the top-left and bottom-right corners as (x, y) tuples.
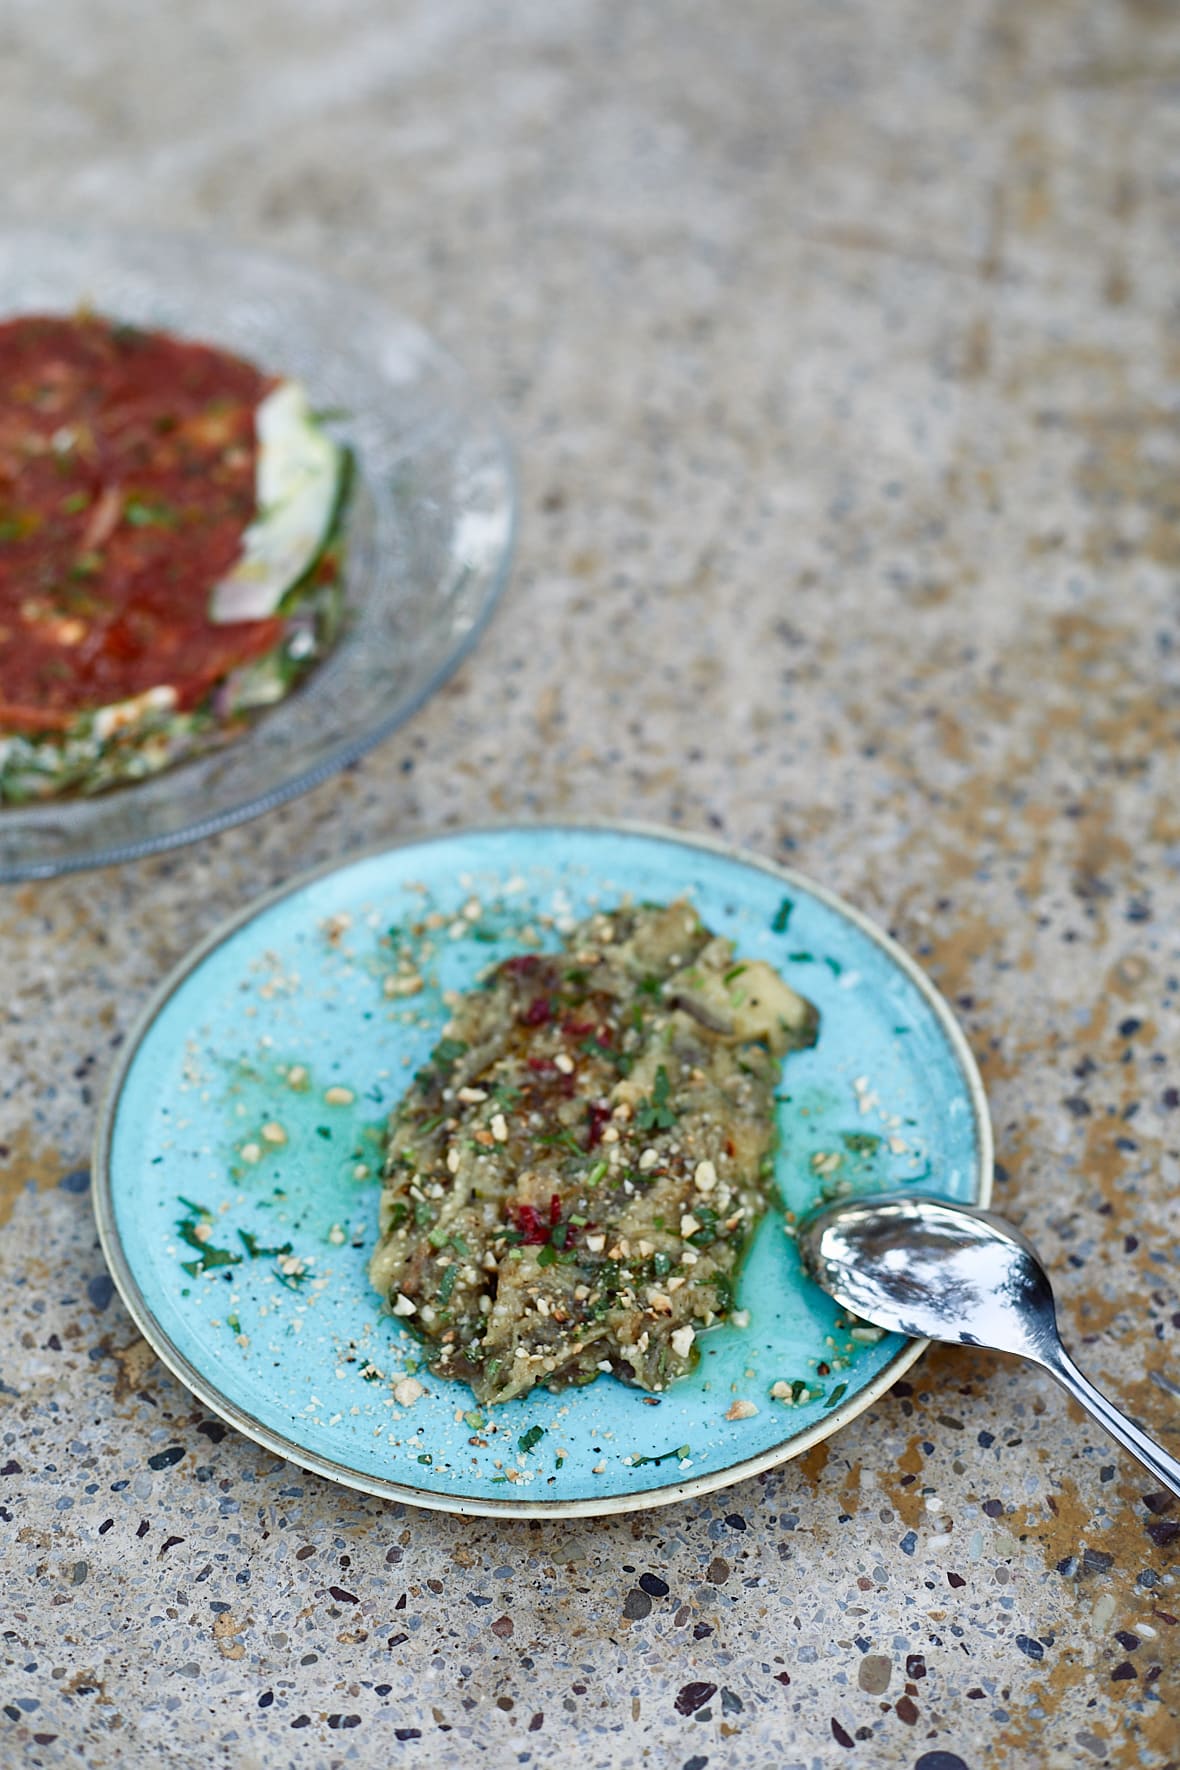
(1042, 1345), (1180, 1500)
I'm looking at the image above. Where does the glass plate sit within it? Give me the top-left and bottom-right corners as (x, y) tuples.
(93, 824), (992, 1519)
(0, 226), (516, 880)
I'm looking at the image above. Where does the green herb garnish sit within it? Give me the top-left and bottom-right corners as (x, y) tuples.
(124, 498), (177, 528)
(636, 1066), (677, 1132)
(237, 1229), (293, 1260)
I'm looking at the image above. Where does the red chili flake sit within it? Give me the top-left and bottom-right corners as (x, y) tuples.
(549, 1193), (563, 1226)
(527, 1056), (558, 1076)
(520, 996), (553, 1027)
(501, 955), (542, 976)
(511, 1204), (551, 1245)
(562, 1018), (596, 1039)
(586, 1102), (612, 1148)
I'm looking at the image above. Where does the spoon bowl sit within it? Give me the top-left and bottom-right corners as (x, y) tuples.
(797, 1192), (1180, 1499)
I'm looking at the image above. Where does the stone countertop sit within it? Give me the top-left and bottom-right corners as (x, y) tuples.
(2, 2), (1179, 1764)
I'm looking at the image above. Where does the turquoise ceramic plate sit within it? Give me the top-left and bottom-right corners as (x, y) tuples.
(93, 825), (992, 1517)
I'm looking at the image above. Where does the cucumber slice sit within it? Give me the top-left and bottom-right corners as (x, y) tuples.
(209, 381), (344, 624)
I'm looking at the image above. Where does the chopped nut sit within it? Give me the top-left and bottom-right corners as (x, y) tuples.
(554, 1052), (575, 1075)
(392, 1294), (417, 1317)
(680, 1213), (700, 1238)
(240, 1142), (262, 1164)
(446, 1147), (462, 1174)
(693, 1160), (717, 1193)
(393, 1376), (425, 1407)
(670, 1325), (695, 1359)
(324, 1085), (355, 1106)
(725, 1398), (758, 1421)
(384, 973), (424, 998)
(286, 1065), (309, 1090)
(261, 1120), (287, 1145)
(638, 1148), (659, 1171)
(457, 1087), (488, 1104)
(490, 1113), (509, 1143)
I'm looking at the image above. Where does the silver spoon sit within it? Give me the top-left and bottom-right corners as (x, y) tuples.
(796, 1192), (1180, 1498)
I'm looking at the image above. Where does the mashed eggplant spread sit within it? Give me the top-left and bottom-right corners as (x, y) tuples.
(370, 901), (817, 1406)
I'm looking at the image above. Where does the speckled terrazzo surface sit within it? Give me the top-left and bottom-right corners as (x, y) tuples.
(2, 1), (1179, 1764)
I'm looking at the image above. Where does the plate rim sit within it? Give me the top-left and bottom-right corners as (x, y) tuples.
(91, 819), (994, 1518)
(0, 222), (518, 882)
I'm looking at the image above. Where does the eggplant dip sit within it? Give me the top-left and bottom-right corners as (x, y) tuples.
(369, 900), (817, 1406)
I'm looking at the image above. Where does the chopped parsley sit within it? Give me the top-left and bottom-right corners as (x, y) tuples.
(630, 1443), (690, 1468)
(237, 1228), (293, 1260)
(636, 1065), (677, 1132)
(175, 1200), (242, 1277)
(771, 898), (793, 934)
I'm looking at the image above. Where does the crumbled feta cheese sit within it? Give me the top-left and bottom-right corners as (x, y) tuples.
(670, 1325), (695, 1359)
(261, 1120), (287, 1145)
(392, 1293), (417, 1317)
(393, 1377), (425, 1407)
